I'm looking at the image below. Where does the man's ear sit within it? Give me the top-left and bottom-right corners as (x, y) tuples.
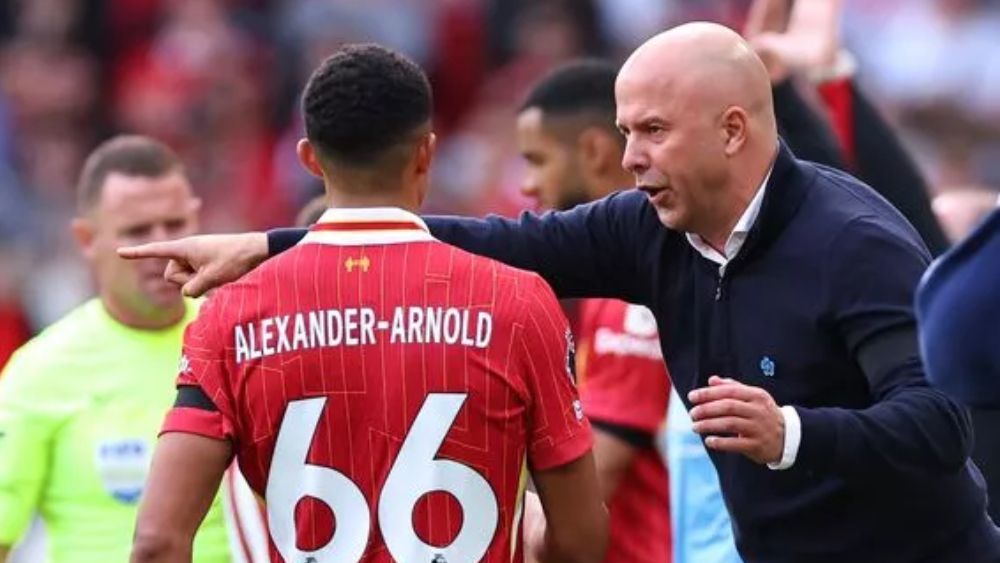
(71, 216), (97, 260)
(296, 138), (326, 179)
(411, 132), (436, 207)
(577, 127), (619, 176)
(721, 106), (749, 156)
(414, 132), (436, 175)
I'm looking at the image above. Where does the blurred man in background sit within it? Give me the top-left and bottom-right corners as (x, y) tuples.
(516, 60), (672, 563)
(0, 136), (257, 563)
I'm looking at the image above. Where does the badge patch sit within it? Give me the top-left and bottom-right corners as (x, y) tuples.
(178, 354), (191, 375)
(95, 438), (151, 504)
(760, 356), (776, 377)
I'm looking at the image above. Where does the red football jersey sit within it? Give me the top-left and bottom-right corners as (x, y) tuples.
(575, 299), (671, 563)
(163, 208), (592, 563)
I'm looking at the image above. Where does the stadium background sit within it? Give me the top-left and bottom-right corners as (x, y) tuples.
(0, 0), (999, 558)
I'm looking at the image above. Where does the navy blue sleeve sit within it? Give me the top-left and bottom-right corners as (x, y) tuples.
(426, 189), (657, 304)
(267, 228), (308, 255)
(917, 208), (1000, 407)
(795, 216), (973, 480)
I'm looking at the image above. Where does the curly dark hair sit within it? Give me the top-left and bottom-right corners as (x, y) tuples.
(302, 43), (432, 168)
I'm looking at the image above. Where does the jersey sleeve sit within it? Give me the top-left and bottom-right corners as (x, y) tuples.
(0, 349), (60, 545)
(161, 294), (237, 443)
(520, 275), (593, 471)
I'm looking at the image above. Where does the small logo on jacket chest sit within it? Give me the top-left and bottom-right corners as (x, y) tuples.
(760, 356), (776, 377)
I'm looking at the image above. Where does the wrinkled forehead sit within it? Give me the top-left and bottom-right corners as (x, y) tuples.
(615, 67), (681, 124)
(618, 55), (730, 125)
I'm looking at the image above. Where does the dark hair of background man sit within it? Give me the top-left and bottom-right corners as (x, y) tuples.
(301, 43), (433, 169)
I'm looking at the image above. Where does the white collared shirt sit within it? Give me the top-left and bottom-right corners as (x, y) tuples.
(685, 169), (770, 277)
(298, 206), (436, 246)
(683, 168), (802, 471)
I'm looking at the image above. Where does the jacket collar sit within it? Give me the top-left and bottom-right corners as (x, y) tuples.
(727, 139), (813, 270)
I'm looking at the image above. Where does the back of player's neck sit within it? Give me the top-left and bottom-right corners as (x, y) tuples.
(324, 187), (419, 214)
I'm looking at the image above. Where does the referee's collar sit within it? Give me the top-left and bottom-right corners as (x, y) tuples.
(299, 207), (435, 246)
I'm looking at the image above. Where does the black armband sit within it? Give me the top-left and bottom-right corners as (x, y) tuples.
(174, 385), (219, 412)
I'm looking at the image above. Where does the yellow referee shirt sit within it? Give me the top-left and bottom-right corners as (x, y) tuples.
(0, 298), (230, 562)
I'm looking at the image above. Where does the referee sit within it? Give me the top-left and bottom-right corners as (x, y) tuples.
(0, 137), (243, 562)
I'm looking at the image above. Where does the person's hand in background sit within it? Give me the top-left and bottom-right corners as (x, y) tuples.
(744, 0), (843, 83)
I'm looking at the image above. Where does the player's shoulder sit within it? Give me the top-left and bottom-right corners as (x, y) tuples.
(442, 241), (555, 302)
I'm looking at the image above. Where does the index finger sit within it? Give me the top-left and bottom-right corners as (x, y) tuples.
(118, 240), (191, 261)
(688, 381), (763, 404)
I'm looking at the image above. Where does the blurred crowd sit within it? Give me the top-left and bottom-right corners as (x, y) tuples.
(1, 0), (999, 366)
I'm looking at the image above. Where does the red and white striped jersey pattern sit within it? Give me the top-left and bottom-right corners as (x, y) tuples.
(163, 207), (592, 563)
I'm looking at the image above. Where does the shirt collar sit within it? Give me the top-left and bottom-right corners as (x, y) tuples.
(686, 166), (773, 270)
(298, 207), (436, 246)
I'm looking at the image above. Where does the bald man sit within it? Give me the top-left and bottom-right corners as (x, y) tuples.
(122, 26), (1000, 562)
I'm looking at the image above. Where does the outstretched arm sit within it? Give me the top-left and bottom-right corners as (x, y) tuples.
(277, 191), (657, 300)
(425, 191), (658, 301)
(121, 190), (662, 303)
